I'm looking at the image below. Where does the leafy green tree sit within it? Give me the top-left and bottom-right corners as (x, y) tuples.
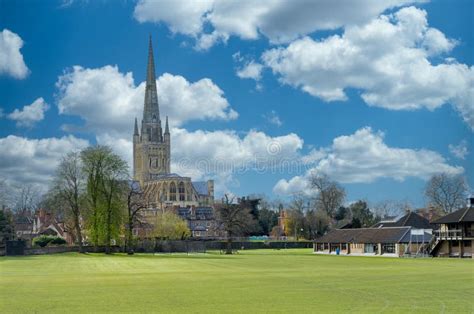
(0, 210), (15, 249)
(154, 211), (190, 240)
(350, 200), (377, 228)
(257, 207), (279, 236)
(81, 146), (108, 247)
(334, 206), (349, 221)
(98, 148), (128, 254)
(81, 146), (128, 253)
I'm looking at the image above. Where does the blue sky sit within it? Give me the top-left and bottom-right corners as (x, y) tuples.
(0, 0), (472, 208)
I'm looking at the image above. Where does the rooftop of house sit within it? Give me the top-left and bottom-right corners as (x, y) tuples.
(372, 211), (432, 229)
(177, 206), (214, 220)
(315, 227), (431, 244)
(431, 205), (474, 224)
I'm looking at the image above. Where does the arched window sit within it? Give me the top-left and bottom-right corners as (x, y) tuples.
(161, 184), (167, 202)
(179, 182), (185, 201)
(169, 182), (177, 201)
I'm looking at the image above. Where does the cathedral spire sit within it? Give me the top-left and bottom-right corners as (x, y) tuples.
(143, 35), (160, 124)
(165, 116), (170, 134)
(134, 117), (139, 135)
(146, 35), (156, 89)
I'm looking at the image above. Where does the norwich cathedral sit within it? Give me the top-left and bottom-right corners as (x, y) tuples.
(133, 37), (215, 236)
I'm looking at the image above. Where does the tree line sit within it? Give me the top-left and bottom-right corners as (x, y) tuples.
(0, 144), (470, 255)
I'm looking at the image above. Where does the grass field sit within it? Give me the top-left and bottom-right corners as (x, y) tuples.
(1, 249), (473, 313)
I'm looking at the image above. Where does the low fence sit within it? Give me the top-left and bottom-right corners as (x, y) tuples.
(3, 240), (313, 256)
(23, 245), (121, 255)
(134, 240), (313, 253)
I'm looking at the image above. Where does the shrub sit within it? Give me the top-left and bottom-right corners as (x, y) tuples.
(32, 235), (66, 247)
(50, 236), (67, 245)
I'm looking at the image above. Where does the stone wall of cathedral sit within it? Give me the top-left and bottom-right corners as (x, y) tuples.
(133, 140), (170, 185)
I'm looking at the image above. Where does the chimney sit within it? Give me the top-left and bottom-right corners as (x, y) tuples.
(469, 197), (474, 208)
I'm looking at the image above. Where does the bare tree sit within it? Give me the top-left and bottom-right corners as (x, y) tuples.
(125, 181), (146, 254)
(52, 152), (85, 253)
(286, 194), (308, 240)
(309, 173), (345, 218)
(305, 209), (330, 239)
(215, 194), (256, 254)
(425, 173), (468, 213)
(372, 200), (411, 218)
(0, 180), (14, 210)
(13, 184), (41, 213)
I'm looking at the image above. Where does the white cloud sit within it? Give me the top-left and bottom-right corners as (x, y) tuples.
(273, 175), (309, 196)
(0, 135), (89, 188)
(133, 0), (424, 49)
(262, 7), (474, 130)
(134, 0), (214, 36)
(449, 140), (469, 160)
(0, 29), (29, 79)
(236, 60), (263, 81)
(8, 98), (49, 127)
(233, 52), (264, 89)
(173, 128), (303, 193)
(263, 110), (282, 127)
(273, 127), (463, 195)
(157, 73), (238, 123)
(172, 128), (302, 167)
(56, 65), (237, 138)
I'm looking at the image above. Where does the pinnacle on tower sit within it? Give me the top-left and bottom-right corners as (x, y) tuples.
(165, 116), (170, 134)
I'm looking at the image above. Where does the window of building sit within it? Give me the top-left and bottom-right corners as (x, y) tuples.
(179, 182), (185, 201)
(341, 243), (347, 250)
(364, 243), (376, 253)
(382, 243), (395, 254)
(169, 182), (177, 201)
(464, 241), (472, 247)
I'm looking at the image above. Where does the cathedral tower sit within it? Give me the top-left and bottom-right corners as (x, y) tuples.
(133, 36), (171, 185)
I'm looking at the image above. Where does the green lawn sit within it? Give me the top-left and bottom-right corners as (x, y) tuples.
(1, 249), (473, 313)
